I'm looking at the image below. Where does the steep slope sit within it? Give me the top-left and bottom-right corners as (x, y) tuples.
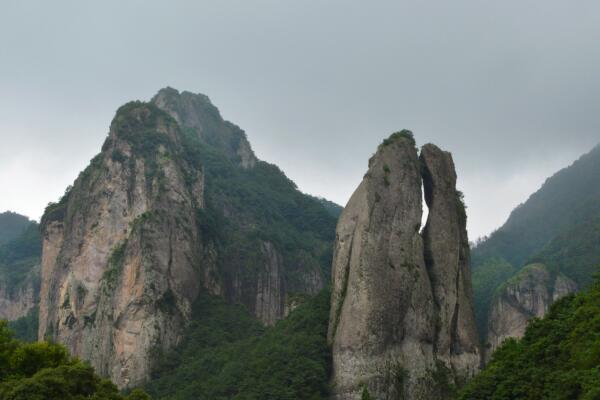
(0, 214), (41, 340)
(328, 132), (480, 400)
(38, 89), (338, 388)
(0, 211), (32, 246)
(485, 263), (577, 357)
(472, 144), (600, 351)
(472, 144), (600, 270)
(146, 289), (330, 400)
(459, 275), (600, 400)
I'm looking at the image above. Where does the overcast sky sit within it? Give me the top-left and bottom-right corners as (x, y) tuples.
(1, 1), (599, 239)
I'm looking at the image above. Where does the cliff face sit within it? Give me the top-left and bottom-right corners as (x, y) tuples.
(39, 103), (209, 388)
(328, 132), (480, 400)
(39, 89), (337, 388)
(486, 263), (577, 358)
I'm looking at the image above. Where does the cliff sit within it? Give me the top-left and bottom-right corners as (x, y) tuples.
(38, 89), (338, 388)
(328, 132), (480, 400)
(486, 263), (577, 358)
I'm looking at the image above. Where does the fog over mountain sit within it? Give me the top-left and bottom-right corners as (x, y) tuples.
(1, 1), (599, 238)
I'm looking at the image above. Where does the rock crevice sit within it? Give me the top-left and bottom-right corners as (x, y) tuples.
(328, 132), (480, 400)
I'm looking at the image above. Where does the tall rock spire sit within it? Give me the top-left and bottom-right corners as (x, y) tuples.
(328, 132), (480, 400)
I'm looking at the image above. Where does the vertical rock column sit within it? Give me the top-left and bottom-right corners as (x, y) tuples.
(328, 133), (481, 400)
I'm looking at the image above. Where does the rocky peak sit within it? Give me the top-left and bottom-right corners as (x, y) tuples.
(485, 263), (577, 360)
(38, 101), (210, 388)
(328, 131), (480, 400)
(151, 87), (257, 168)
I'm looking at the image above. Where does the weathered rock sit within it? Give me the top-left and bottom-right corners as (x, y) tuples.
(420, 144), (481, 376)
(486, 263), (577, 359)
(328, 132), (480, 400)
(39, 89), (335, 388)
(152, 87), (257, 169)
(39, 103), (210, 388)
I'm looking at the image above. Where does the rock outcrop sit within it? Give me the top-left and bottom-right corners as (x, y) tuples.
(328, 132), (480, 400)
(486, 263), (577, 358)
(38, 89), (337, 388)
(39, 103), (209, 388)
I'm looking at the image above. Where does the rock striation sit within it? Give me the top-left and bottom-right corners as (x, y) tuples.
(38, 89), (336, 388)
(485, 263), (577, 359)
(328, 132), (480, 400)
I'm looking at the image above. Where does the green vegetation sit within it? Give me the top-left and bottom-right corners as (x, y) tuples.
(7, 307), (38, 343)
(458, 272), (600, 400)
(179, 125), (337, 285)
(0, 213), (31, 246)
(471, 257), (517, 335)
(146, 289), (331, 400)
(381, 130), (415, 147)
(471, 145), (600, 341)
(0, 320), (150, 400)
(0, 218), (41, 336)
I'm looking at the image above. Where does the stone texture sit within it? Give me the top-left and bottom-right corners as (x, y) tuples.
(420, 144), (481, 376)
(486, 263), (577, 359)
(38, 104), (208, 388)
(152, 87), (257, 169)
(39, 89), (333, 388)
(328, 133), (480, 400)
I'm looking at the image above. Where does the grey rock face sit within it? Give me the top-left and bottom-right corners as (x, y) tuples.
(420, 144), (481, 376)
(152, 87), (257, 169)
(39, 90), (333, 388)
(328, 133), (480, 400)
(38, 104), (208, 388)
(486, 263), (577, 359)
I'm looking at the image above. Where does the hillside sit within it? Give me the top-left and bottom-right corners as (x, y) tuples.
(459, 274), (600, 399)
(0, 212), (32, 246)
(471, 145), (600, 338)
(0, 213), (41, 341)
(37, 88), (339, 388)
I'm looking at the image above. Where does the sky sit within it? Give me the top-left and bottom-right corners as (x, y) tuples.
(0, 1), (599, 240)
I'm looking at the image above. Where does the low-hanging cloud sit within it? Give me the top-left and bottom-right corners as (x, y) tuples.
(0, 0), (598, 239)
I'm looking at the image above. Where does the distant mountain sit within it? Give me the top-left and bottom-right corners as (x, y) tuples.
(0, 211), (32, 246)
(459, 275), (600, 399)
(472, 144), (600, 270)
(0, 212), (41, 341)
(471, 144), (600, 350)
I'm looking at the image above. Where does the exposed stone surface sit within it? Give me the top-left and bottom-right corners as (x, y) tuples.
(420, 144), (481, 375)
(152, 87), (257, 169)
(39, 104), (207, 388)
(486, 263), (577, 359)
(328, 133), (480, 400)
(39, 89), (335, 388)
(0, 264), (39, 321)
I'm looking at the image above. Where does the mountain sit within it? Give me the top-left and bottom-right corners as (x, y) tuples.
(459, 275), (600, 400)
(0, 212), (41, 341)
(328, 132), (480, 400)
(471, 145), (600, 351)
(0, 211), (32, 246)
(37, 88), (338, 389)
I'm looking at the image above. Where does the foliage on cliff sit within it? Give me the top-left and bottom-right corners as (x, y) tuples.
(471, 145), (600, 339)
(458, 272), (600, 400)
(146, 289), (331, 400)
(0, 215), (41, 341)
(0, 321), (150, 400)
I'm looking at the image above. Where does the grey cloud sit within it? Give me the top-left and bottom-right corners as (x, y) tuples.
(0, 0), (598, 238)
